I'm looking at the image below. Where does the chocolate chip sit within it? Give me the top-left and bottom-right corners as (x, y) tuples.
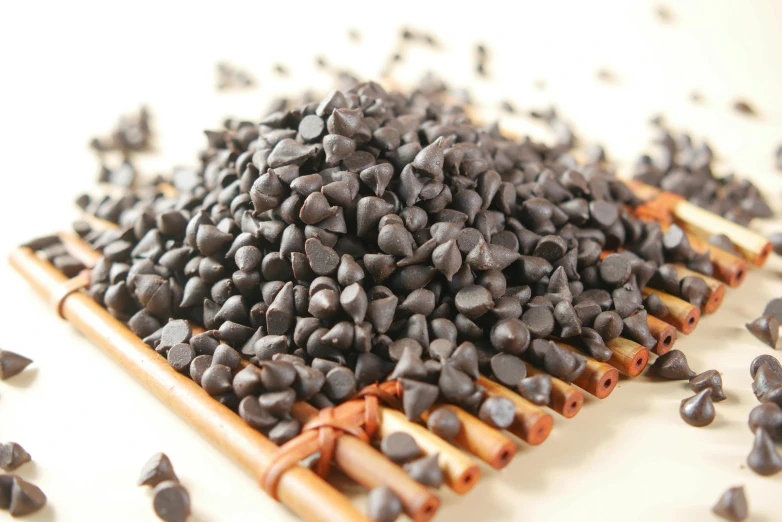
(268, 418), (302, 445)
(517, 374), (552, 405)
(367, 486), (403, 522)
(593, 311), (623, 342)
(380, 432), (421, 464)
(167, 343), (195, 373)
(490, 319), (530, 355)
(404, 453), (444, 489)
(643, 293), (669, 319)
(690, 370), (726, 402)
(455, 285), (494, 319)
(427, 407), (461, 440)
(680, 389), (715, 427)
(138, 452), (178, 487)
(622, 311), (657, 349)
(152, 480), (190, 522)
(746, 316), (779, 349)
(747, 427), (782, 476)
(651, 349), (696, 380)
(599, 253), (631, 287)
(0, 349), (32, 380)
(400, 378), (439, 421)
(521, 306), (555, 339)
(749, 403), (782, 442)
(0, 443), (31, 472)
(7, 475), (46, 517)
(478, 397), (515, 429)
(712, 486), (748, 522)
(490, 353), (527, 387)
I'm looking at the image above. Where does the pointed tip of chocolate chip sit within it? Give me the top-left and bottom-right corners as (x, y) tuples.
(0, 350), (33, 380)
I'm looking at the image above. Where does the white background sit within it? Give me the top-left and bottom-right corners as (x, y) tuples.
(1, 1), (782, 520)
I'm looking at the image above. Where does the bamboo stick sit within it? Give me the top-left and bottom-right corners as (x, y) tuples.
(641, 288), (700, 333)
(476, 376), (554, 444)
(9, 247), (369, 522)
(522, 363), (584, 418)
(673, 263), (725, 314)
(605, 338), (649, 377)
(419, 405), (517, 470)
(378, 408), (481, 495)
(682, 232), (748, 287)
(551, 343), (620, 398)
(290, 402), (440, 522)
(646, 315), (676, 355)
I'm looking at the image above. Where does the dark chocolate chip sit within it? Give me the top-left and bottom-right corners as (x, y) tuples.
(712, 486), (748, 522)
(0, 443), (31, 472)
(404, 453), (443, 488)
(427, 407), (461, 440)
(367, 486), (403, 522)
(747, 427), (782, 476)
(748, 403), (782, 442)
(517, 374), (552, 405)
(152, 480), (191, 522)
(0, 349), (32, 380)
(651, 349), (696, 380)
(380, 432), (421, 464)
(680, 389), (715, 427)
(746, 316), (779, 349)
(7, 475), (46, 517)
(137, 452), (178, 487)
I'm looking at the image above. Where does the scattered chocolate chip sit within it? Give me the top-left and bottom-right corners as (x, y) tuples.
(712, 486), (748, 522)
(0, 443), (31, 472)
(6, 475), (46, 517)
(690, 370), (726, 401)
(747, 427), (782, 476)
(680, 389), (715, 427)
(152, 480), (191, 522)
(138, 452), (178, 487)
(0, 349), (32, 380)
(746, 316), (779, 349)
(651, 349), (696, 380)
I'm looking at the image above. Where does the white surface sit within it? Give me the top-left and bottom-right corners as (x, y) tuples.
(1, 1), (782, 521)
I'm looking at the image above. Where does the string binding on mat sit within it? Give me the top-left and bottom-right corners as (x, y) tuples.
(261, 383), (400, 500)
(50, 270), (91, 319)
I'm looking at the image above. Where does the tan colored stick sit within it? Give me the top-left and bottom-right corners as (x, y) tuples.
(522, 363), (584, 418)
(551, 343), (620, 398)
(605, 338), (649, 377)
(646, 315), (677, 355)
(378, 408), (481, 494)
(477, 376), (554, 444)
(640, 288), (700, 333)
(673, 263), (725, 314)
(9, 247), (369, 522)
(418, 405), (517, 470)
(290, 402), (440, 522)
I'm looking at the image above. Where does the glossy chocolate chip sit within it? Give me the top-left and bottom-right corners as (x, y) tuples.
(651, 349), (696, 379)
(746, 316), (779, 349)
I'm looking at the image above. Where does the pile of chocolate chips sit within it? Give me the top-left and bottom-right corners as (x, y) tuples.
(67, 80), (717, 445)
(633, 119), (773, 227)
